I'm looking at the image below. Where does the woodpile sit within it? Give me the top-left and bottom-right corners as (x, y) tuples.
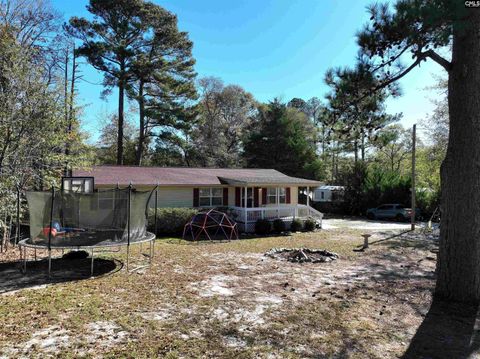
(265, 248), (339, 263)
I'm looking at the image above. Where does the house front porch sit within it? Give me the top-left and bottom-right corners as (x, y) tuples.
(229, 204), (323, 233)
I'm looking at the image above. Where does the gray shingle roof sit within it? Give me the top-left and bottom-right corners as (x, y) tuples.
(73, 166), (322, 187)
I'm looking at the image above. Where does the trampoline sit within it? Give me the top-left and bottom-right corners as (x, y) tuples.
(19, 186), (159, 276)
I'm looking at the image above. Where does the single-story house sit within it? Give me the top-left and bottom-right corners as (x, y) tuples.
(67, 166), (323, 232)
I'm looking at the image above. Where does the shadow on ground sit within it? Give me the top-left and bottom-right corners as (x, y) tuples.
(0, 257), (119, 294)
(403, 298), (480, 358)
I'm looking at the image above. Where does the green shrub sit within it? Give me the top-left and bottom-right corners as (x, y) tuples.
(304, 219), (316, 232)
(148, 208), (198, 236)
(290, 219), (302, 232)
(255, 218), (271, 235)
(272, 219), (286, 233)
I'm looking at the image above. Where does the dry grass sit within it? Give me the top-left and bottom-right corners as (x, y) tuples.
(0, 229), (440, 358)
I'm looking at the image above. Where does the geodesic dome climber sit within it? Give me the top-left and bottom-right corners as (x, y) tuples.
(19, 186), (157, 276)
(183, 209), (239, 241)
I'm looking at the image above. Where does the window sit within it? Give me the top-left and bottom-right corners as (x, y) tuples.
(267, 188), (277, 204)
(240, 188), (254, 207)
(278, 187), (286, 204)
(378, 205), (393, 210)
(321, 191), (325, 200)
(267, 187), (287, 205)
(199, 188), (223, 207)
(62, 177), (93, 193)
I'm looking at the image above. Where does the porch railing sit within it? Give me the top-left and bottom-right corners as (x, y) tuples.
(230, 204), (323, 231)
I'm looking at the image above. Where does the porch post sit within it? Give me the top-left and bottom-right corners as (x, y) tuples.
(306, 186), (310, 207)
(244, 186), (248, 231)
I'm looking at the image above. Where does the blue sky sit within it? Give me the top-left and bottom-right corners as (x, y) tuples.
(51, 0), (446, 142)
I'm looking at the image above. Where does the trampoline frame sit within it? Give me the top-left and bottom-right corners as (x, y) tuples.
(18, 232), (155, 277)
(18, 184), (160, 277)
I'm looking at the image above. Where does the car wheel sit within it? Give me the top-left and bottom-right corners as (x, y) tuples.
(396, 214), (405, 222)
(367, 213), (375, 220)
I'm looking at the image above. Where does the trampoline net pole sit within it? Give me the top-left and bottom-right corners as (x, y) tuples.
(48, 249), (51, 277)
(48, 187), (55, 252)
(127, 185), (131, 271)
(153, 186), (158, 260)
(16, 187), (20, 246)
(47, 186), (55, 278)
(91, 248), (94, 276)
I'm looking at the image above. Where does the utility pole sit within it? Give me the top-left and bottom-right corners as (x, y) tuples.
(411, 124), (416, 231)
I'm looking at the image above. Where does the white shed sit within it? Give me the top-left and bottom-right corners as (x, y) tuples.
(313, 185), (345, 202)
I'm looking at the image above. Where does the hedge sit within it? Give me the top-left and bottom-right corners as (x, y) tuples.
(148, 208), (198, 236)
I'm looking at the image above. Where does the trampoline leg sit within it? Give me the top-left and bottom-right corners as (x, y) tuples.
(149, 239), (153, 265)
(126, 245), (130, 272)
(34, 248), (36, 261)
(22, 246), (26, 274)
(48, 249), (52, 278)
(90, 248), (94, 277)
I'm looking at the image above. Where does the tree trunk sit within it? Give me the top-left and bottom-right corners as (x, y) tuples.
(436, 11), (480, 303)
(135, 80), (145, 166)
(117, 69), (125, 165)
(354, 139), (358, 164)
(361, 132), (365, 162)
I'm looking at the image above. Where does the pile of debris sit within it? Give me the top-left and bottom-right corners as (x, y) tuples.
(265, 248), (339, 263)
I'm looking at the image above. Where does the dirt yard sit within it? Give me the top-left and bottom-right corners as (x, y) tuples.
(0, 227), (463, 358)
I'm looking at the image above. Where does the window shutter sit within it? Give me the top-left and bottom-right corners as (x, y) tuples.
(262, 188), (267, 205)
(254, 187), (259, 207)
(223, 188), (229, 206)
(193, 188), (199, 207)
(235, 187), (240, 207)
(286, 187), (291, 204)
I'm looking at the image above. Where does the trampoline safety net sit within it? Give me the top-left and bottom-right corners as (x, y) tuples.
(26, 188), (153, 248)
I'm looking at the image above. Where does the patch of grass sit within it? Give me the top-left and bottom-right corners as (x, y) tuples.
(0, 230), (438, 358)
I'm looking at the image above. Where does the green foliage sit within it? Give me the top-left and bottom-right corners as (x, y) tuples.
(255, 218), (271, 235)
(69, 0), (197, 166)
(303, 219), (316, 232)
(148, 208), (198, 236)
(272, 219), (286, 233)
(324, 61), (400, 163)
(415, 188), (440, 219)
(341, 164), (411, 215)
(243, 99), (322, 179)
(188, 77), (256, 167)
(290, 219), (303, 232)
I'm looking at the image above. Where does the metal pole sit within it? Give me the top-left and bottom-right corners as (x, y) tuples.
(411, 124), (416, 231)
(23, 246), (26, 273)
(244, 186), (247, 232)
(48, 186), (55, 277)
(16, 187), (20, 246)
(127, 185), (131, 271)
(91, 248), (94, 276)
(48, 249), (52, 277)
(153, 186), (158, 260)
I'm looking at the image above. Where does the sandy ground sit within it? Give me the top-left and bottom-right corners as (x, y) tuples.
(0, 229), (454, 358)
(322, 217), (424, 231)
